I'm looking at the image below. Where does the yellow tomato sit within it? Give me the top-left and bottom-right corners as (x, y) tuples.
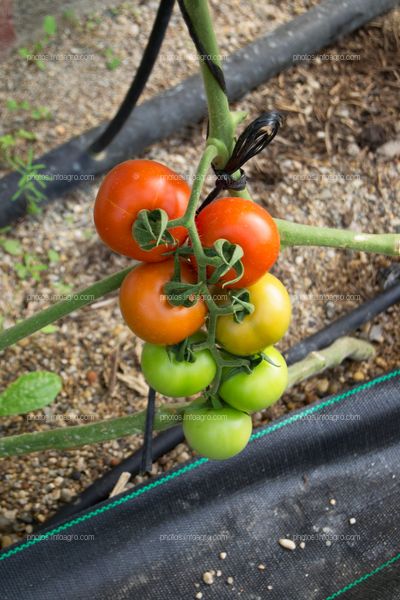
(216, 273), (291, 355)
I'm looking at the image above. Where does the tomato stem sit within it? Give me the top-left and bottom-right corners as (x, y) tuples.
(182, 0), (236, 168)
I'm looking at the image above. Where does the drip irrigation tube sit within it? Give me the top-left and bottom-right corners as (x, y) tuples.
(89, 0), (174, 154)
(0, 0), (398, 226)
(36, 275), (400, 532)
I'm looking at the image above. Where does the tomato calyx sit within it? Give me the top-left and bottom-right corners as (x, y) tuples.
(167, 336), (198, 364)
(220, 350), (280, 384)
(204, 238), (244, 287)
(229, 289), (254, 323)
(133, 208), (178, 251)
(164, 279), (203, 308)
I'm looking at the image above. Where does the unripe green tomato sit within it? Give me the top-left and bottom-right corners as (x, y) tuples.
(141, 340), (217, 397)
(219, 347), (288, 413)
(183, 405), (252, 460)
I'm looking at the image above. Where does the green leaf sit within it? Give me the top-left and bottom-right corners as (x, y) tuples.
(0, 134), (16, 150)
(16, 129), (36, 141)
(6, 99), (19, 111)
(20, 100), (31, 111)
(36, 60), (46, 71)
(18, 47), (30, 59)
(47, 249), (60, 263)
(0, 372), (62, 417)
(0, 239), (23, 256)
(31, 106), (52, 121)
(133, 208), (176, 251)
(27, 200), (42, 215)
(106, 57), (122, 71)
(14, 263), (27, 279)
(43, 15), (57, 36)
(104, 48), (121, 71)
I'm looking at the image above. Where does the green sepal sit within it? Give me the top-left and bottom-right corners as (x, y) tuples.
(260, 351), (280, 368)
(167, 337), (197, 364)
(132, 208), (176, 251)
(230, 289), (254, 323)
(205, 238), (245, 287)
(163, 280), (203, 308)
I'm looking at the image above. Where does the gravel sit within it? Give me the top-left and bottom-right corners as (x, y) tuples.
(0, 2), (399, 544)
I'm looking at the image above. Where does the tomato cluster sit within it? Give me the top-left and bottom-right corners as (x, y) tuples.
(94, 159), (291, 462)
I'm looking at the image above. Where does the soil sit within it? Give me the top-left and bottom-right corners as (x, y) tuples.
(0, 1), (399, 546)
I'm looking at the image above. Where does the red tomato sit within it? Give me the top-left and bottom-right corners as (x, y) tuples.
(195, 197), (280, 288)
(94, 160), (190, 261)
(119, 259), (207, 345)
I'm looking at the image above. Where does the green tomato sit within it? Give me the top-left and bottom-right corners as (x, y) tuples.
(183, 405), (252, 460)
(219, 346), (288, 413)
(141, 340), (217, 397)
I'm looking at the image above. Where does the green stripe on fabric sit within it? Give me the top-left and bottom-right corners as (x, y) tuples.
(324, 551), (400, 599)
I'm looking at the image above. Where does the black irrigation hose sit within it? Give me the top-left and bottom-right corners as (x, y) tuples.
(140, 387), (156, 474)
(89, 0), (175, 154)
(0, 0), (398, 227)
(285, 278), (400, 365)
(35, 275), (400, 533)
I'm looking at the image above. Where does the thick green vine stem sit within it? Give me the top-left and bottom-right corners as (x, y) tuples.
(0, 266), (134, 352)
(0, 337), (374, 457)
(276, 219), (400, 256)
(182, 0), (235, 167)
(287, 336), (375, 387)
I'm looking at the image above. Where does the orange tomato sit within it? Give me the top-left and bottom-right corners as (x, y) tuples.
(119, 259), (207, 344)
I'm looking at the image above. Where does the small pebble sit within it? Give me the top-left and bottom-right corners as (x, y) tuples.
(299, 542), (306, 549)
(349, 517), (356, 525)
(353, 371), (364, 382)
(369, 325), (384, 343)
(226, 577), (234, 585)
(86, 370), (98, 384)
(329, 499), (337, 506)
(258, 564), (266, 570)
(267, 585), (273, 590)
(0, 515), (14, 533)
(317, 378), (329, 394)
(376, 357), (388, 368)
(60, 489), (73, 503)
(278, 538), (296, 551)
(195, 593), (203, 599)
(219, 552), (227, 560)
(1, 535), (14, 548)
(202, 571), (214, 585)
(326, 540), (332, 547)
(216, 570), (222, 577)
(176, 452), (190, 464)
